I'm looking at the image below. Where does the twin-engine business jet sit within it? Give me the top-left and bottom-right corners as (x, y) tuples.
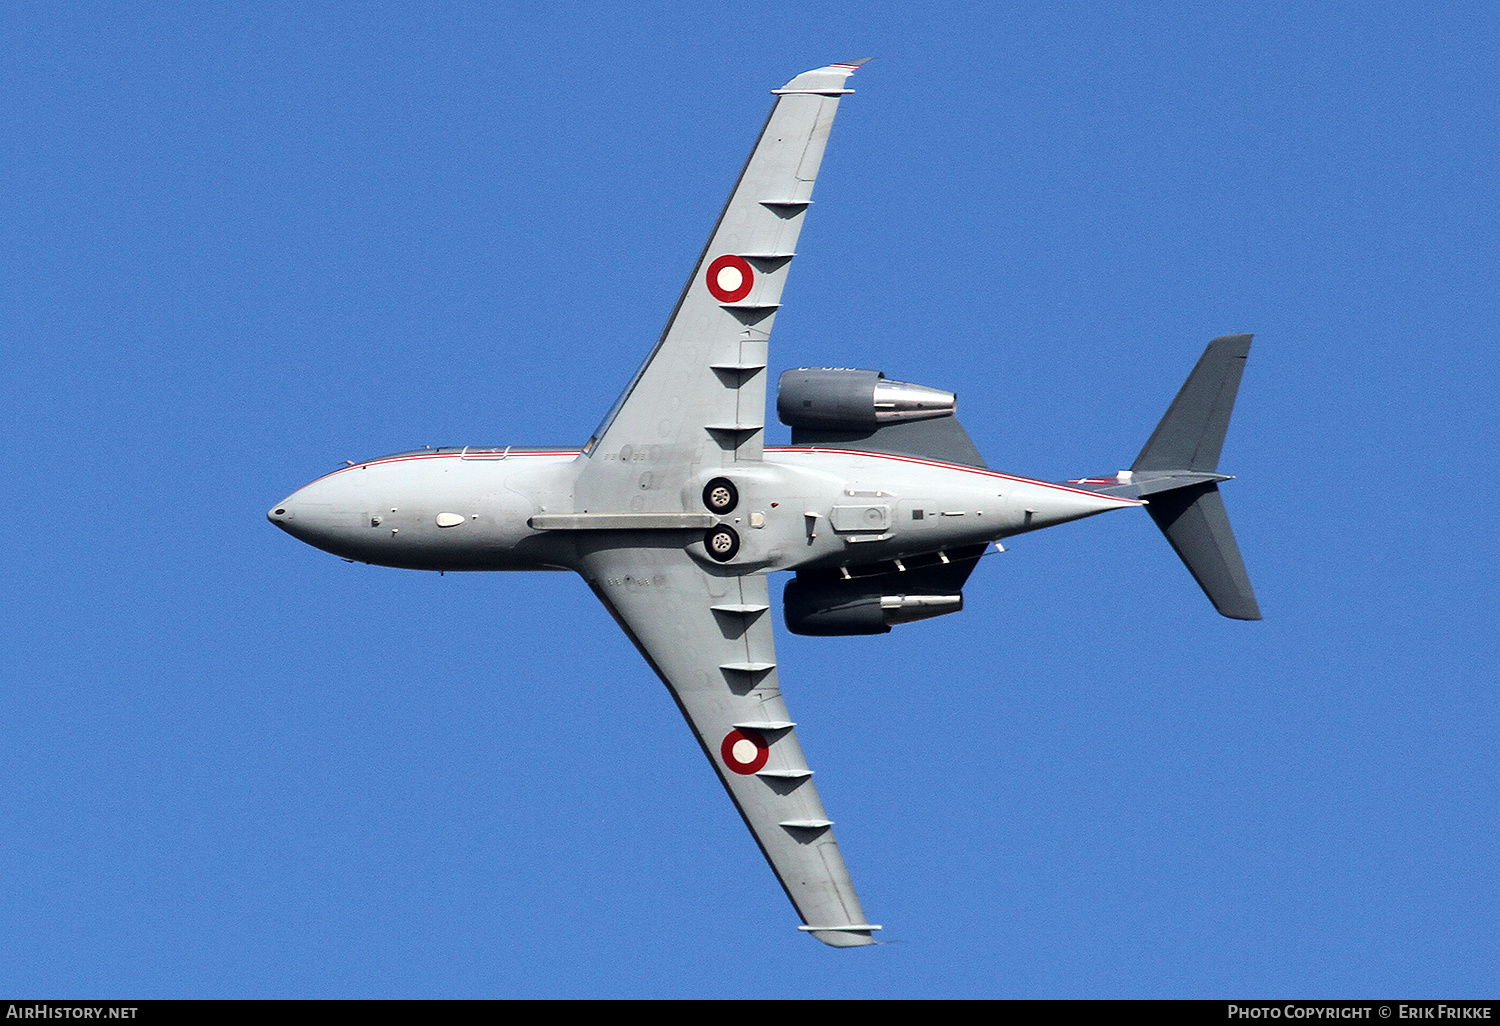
(269, 60), (1261, 947)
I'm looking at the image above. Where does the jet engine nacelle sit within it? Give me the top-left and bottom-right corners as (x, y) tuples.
(777, 368), (956, 430)
(783, 575), (963, 636)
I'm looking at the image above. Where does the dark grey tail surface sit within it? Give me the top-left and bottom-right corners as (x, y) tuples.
(1134, 334), (1252, 473)
(1145, 480), (1261, 620)
(1136, 335), (1261, 620)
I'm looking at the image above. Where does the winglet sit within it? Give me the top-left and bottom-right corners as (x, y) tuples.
(799, 923), (882, 948)
(775, 59), (870, 95)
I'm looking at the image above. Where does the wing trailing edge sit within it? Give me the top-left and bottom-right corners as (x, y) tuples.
(575, 60), (866, 518)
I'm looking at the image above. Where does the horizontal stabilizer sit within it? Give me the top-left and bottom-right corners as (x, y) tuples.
(1146, 481), (1261, 621)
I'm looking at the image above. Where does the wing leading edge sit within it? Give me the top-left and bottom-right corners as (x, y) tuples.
(570, 61), (877, 946)
(575, 60), (867, 513)
(578, 542), (879, 947)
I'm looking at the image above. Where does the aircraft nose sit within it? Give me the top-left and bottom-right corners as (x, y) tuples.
(267, 498), (299, 531)
(266, 480), (366, 556)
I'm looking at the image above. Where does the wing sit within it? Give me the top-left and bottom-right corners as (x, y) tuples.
(575, 60), (867, 513)
(576, 539), (879, 947)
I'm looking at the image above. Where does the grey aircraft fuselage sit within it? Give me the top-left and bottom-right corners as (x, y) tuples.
(268, 445), (1136, 575)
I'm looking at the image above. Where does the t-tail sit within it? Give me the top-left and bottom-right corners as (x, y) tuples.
(1074, 334), (1262, 620)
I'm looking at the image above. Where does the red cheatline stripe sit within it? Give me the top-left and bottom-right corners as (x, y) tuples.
(309, 449), (581, 484)
(763, 446), (1143, 504)
(308, 444), (1137, 505)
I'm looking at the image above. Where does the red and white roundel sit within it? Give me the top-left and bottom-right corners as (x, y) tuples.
(720, 728), (770, 775)
(705, 254), (754, 303)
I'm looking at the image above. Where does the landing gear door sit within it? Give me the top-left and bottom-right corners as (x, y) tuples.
(829, 503), (891, 533)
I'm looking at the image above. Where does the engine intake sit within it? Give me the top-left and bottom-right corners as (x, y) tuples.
(777, 369), (956, 430)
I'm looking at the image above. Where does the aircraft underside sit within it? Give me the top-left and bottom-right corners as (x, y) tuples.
(269, 59), (1259, 946)
(269, 445), (1137, 576)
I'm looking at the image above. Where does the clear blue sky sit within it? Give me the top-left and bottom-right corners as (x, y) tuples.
(3, 1), (1496, 998)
